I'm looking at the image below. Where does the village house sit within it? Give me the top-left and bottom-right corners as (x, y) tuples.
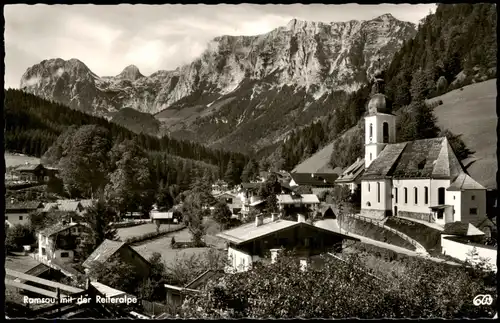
(37, 221), (89, 264)
(213, 191), (243, 214)
(164, 269), (224, 309)
(277, 193), (320, 218)
(211, 180), (229, 195)
(82, 239), (151, 279)
(5, 199), (44, 227)
(335, 157), (365, 194)
(217, 213), (359, 273)
(16, 163), (58, 183)
(289, 172), (340, 195)
(150, 205), (181, 224)
(338, 68), (489, 228)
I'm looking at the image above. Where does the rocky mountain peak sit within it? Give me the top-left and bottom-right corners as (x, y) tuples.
(118, 65), (144, 81)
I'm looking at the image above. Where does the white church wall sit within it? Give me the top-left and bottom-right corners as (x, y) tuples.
(393, 179), (432, 214)
(361, 179), (391, 219)
(461, 190), (487, 223)
(446, 190), (462, 222)
(429, 179), (451, 206)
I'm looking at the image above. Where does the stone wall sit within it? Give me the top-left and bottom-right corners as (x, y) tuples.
(398, 211), (433, 223)
(360, 209), (387, 220)
(338, 214), (415, 250)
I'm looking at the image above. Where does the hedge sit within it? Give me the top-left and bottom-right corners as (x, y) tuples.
(112, 220), (151, 229)
(124, 225), (186, 245)
(171, 241), (207, 249)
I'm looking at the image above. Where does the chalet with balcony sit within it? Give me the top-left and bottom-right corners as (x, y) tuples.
(37, 221), (89, 264)
(16, 163), (58, 183)
(82, 239), (151, 279)
(277, 193), (320, 219)
(5, 199), (44, 227)
(214, 192), (243, 214)
(217, 213), (359, 273)
(335, 158), (365, 194)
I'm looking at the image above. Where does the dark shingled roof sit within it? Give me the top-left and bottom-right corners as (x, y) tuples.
(362, 137), (465, 180)
(40, 222), (80, 237)
(290, 173), (338, 186)
(82, 239), (126, 268)
(443, 222), (485, 236)
(336, 158), (365, 183)
(6, 200), (44, 210)
(447, 173), (486, 191)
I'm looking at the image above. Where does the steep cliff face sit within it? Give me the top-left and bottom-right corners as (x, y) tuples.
(20, 14), (416, 152)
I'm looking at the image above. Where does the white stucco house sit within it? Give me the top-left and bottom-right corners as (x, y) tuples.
(37, 221), (89, 264)
(340, 68), (487, 227)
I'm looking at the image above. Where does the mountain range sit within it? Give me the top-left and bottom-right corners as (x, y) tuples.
(19, 13), (417, 153)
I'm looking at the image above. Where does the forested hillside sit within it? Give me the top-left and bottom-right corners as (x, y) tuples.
(271, 3), (497, 171)
(4, 89), (249, 190)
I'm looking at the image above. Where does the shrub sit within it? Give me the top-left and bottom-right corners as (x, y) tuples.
(6, 224), (36, 251)
(437, 100), (443, 105)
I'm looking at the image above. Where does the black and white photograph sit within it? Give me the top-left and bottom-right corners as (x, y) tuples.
(3, 3), (498, 319)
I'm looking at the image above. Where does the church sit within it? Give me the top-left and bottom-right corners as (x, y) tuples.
(338, 68), (487, 227)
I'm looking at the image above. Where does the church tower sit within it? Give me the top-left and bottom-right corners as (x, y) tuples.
(364, 64), (396, 168)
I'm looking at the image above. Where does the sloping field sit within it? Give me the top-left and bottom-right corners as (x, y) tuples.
(429, 79), (497, 190)
(292, 125), (360, 173)
(5, 153), (40, 168)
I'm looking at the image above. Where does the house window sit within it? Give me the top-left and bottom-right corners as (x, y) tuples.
(404, 188), (408, 204)
(5, 216), (8, 220)
(370, 153), (372, 161)
(42, 248), (46, 256)
(470, 208), (478, 215)
(414, 187), (418, 205)
(424, 187), (429, 205)
(369, 123), (373, 139)
(377, 182), (381, 203)
(61, 252), (69, 258)
(395, 188), (398, 203)
(19, 216), (23, 221)
(382, 122), (389, 143)
(471, 195), (475, 201)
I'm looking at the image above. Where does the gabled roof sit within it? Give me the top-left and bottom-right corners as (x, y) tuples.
(57, 201), (83, 212)
(290, 172), (338, 186)
(82, 239), (126, 268)
(79, 199), (95, 209)
(447, 172), (486, 191)
(277, 194), (320, 205)
(25, 263), (51, 277)
(362, 137), (465, 180)
(217, 217), (358, 245)
(40, 222), (81, 237)
(443, 222), (485, 236)
(185, 269), (224, 290)
(335, 158), (365, 183)
(214, 192), (238, 199)
(6, 200), (44, 210)
(42, 203), (59, 212)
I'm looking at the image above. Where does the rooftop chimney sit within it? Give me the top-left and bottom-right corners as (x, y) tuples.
(255, 214), (264, 227)
(297, 214), (306, 223)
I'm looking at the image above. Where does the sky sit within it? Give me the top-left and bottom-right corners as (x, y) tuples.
(4, 4), (436, 89)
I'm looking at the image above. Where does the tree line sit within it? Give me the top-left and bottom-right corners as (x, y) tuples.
(4, 89), (249, 180)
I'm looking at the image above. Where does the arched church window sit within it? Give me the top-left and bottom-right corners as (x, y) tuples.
(377, 182), (381, 203)
(382, 122), (389, 143)
(414, 187), (418, 204)
(369, 123), (373, 140)
(424, 187), (429, 204)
